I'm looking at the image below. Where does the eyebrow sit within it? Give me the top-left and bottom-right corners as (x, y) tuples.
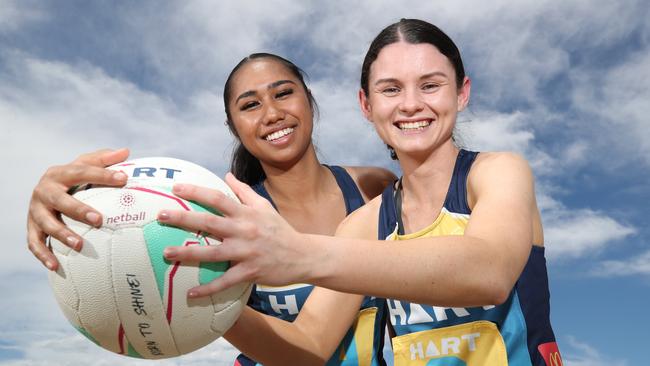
(235, 79), (297, 103)
(373, 71), (449, 86)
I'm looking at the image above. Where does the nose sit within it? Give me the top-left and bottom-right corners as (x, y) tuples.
(262, 100), (285, 125)
(399, 88), (424, 115)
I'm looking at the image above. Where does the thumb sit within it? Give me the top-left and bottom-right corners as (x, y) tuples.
(225, 172), (266, 207)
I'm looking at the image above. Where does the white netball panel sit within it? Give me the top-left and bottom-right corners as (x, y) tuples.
(48, 255), (82, 328)
(164, 265), (251, 352)
(111, 227), (178, 358)
(211, 281), (252, 314)
(165, 261), (219, 355)
(211, 292), (250, 335)
(68, 228), (123, 354)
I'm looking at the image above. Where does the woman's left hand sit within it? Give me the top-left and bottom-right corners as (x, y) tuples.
(158, 173), (310, 298)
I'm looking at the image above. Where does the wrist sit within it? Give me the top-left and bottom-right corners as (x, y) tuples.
(300, 233), (337, 285)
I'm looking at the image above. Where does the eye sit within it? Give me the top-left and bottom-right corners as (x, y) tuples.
(422, 83), (441, 92)
(381, 86), (401, 96)
(275, 88), (294, 99)
(240, 100), (260, 111)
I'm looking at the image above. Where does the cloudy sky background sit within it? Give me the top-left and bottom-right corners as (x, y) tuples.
(1, 0), (648, 365)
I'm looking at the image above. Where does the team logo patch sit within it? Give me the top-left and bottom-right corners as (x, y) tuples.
(538, 342), (563, 366)
(391, 320), (507, 366)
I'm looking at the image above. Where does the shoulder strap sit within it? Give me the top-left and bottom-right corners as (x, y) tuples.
(378, 183), (400, 239)
(325, 165), (365, 214)
(443, 149), (479, 214)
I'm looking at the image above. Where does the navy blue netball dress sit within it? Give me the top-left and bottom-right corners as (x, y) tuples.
(235, 165), (387, 366)
(377, 150), (562, 366)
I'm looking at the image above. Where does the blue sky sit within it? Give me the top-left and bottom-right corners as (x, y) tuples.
(1, 1), (648, 365)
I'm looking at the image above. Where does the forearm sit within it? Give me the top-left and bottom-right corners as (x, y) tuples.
(307, 234), (520, 307)
(225, 307), (327, 366)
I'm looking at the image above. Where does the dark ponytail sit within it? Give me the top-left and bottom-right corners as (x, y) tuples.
(223, 53), (318, 185)
(230, 143), (265, 186)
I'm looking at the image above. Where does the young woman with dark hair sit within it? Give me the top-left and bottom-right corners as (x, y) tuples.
(26, 53), (395, 365)
(159, 19), (562, 366)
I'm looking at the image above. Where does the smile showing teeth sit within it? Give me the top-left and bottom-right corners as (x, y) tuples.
(265, 127), (294, 141)
(397, 120), (431, 130)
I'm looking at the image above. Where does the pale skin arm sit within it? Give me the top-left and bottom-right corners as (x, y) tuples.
(311, 152), (535, 306)
(27, 148), (129, 270)
(160, 152), (534, 307)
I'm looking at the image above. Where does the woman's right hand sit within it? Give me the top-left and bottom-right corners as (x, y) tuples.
(27, 148), (130, 270)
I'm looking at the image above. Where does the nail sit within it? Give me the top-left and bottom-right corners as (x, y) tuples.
(45, 261), (55, 270)
(113, 171), (128, 181)
(188, 291), (198, 298)
(172, 184), (184, 194)
(158, 211), (170, 221)
(86, 212), (101, 226)
(163, 247), (176, 258)
(66, 236), (80, 250)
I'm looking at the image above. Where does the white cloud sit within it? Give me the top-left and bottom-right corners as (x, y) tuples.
(541, 202), (636, 260)
(1, 329), (240, 366)
(459, 111), (535, 153)
(593, 249), (650, 277)
(0, 0), (45, 32)
(562, 141), (589, 166)
(310, 79), (396, 169)
(572, 49), (650, 167)
(117, 0), (312, 95)
(561, 335), (628, 366)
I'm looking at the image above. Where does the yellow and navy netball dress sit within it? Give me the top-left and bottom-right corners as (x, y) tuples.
(378, 150), (562, 366)
(235, 165), (387, 366)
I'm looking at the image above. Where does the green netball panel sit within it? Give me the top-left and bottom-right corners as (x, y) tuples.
(143, 221), (229, 300)
(127, 342), (143, 358)
(75, 325), (100, 346)
(185, 199), (230, 285)
(74, 324), (143, 358)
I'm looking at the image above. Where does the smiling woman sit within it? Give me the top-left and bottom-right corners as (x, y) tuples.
(223, 53), (320, 185)
(25, 51), (395, 365)
(216, 53), (395, 365)
(360, 41), (470, 169)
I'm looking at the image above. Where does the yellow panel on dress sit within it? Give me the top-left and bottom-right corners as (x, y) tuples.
(392, 208), (470, 240)
(391, 320), (508, 366)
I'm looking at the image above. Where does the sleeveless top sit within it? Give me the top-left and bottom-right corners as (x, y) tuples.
(235, 165), (387, 366)
(377, 150), (562, 366)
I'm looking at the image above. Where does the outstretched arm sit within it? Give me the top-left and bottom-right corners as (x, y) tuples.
(27, 148), (129, 270)
(160, 152), (534, 307)
(305, 153), (535, 306)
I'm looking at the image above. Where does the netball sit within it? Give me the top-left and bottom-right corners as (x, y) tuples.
(47, 157), (251, 359)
